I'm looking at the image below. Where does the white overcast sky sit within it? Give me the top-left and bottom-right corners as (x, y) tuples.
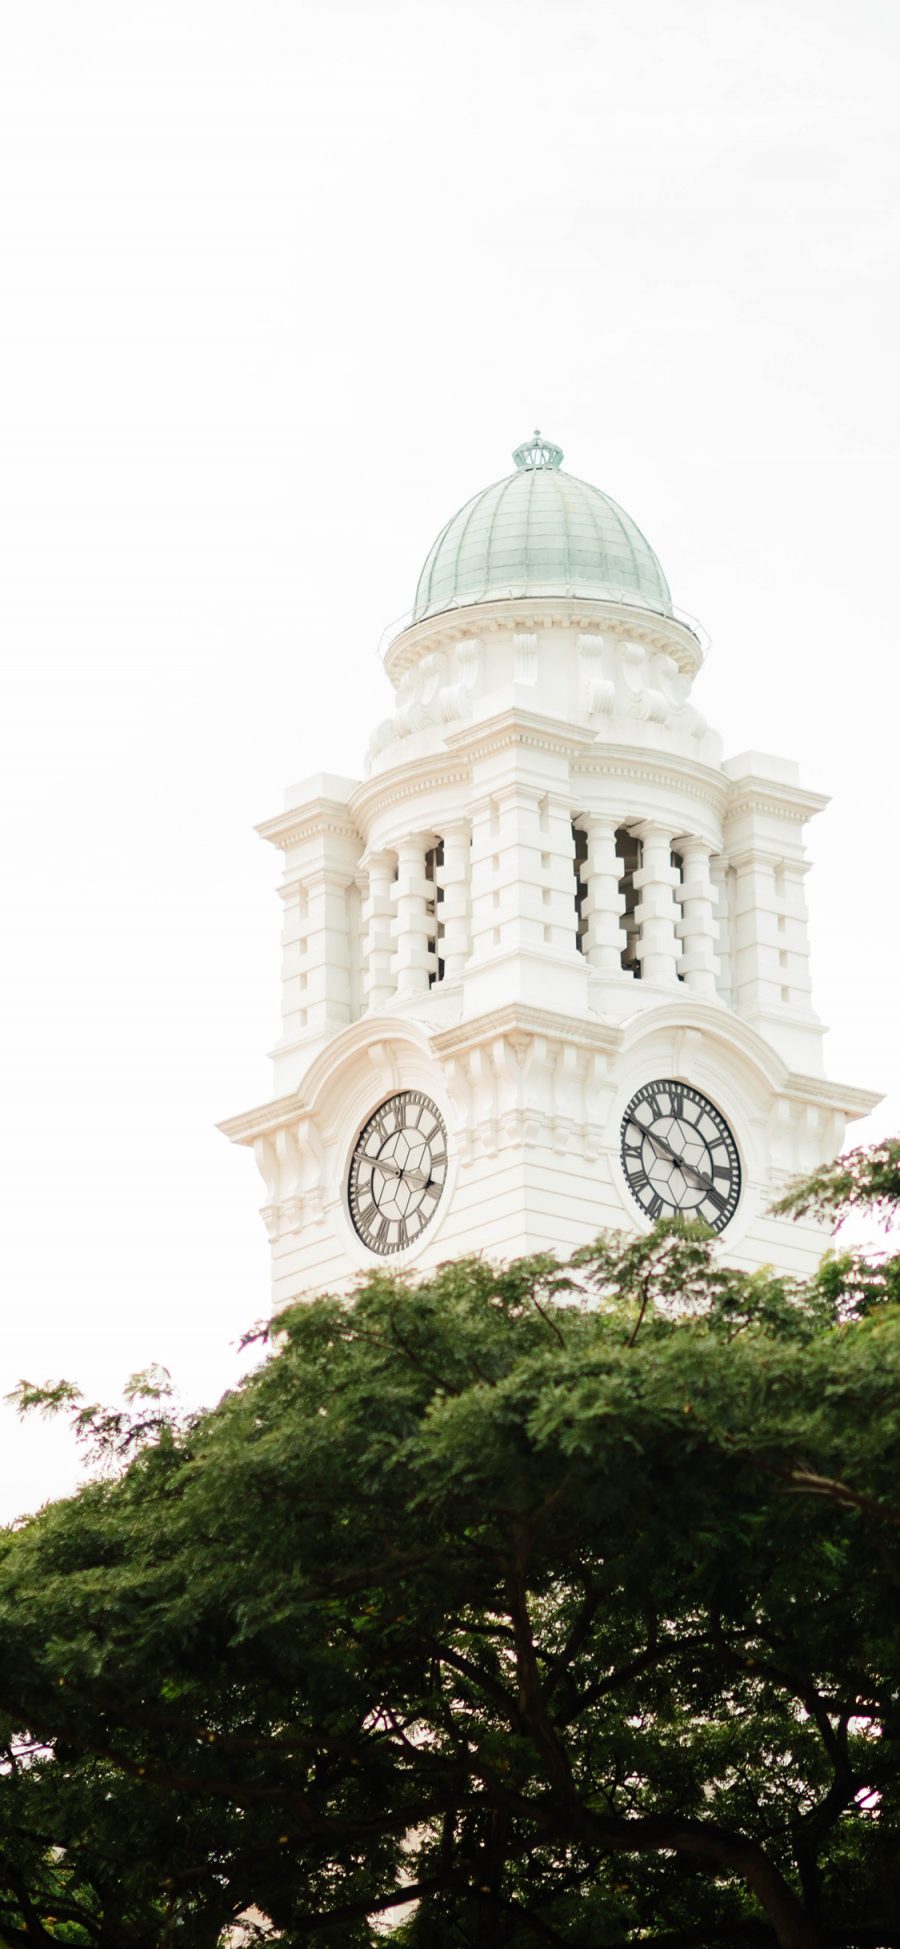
(1, 0), (898, 1522)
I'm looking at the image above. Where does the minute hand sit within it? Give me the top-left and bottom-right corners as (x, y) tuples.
(644, 1129), (716, 1195)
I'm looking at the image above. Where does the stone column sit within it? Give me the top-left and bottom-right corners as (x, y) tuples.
(361, 849), (396, 1010)
(532, 788), (579, 956)
(676, 836), (719, 997)
(632, 821), (681, 986)
(392, 834), (434, 997)
(437, 821), (470, 980)
(580, 814), (626, 975)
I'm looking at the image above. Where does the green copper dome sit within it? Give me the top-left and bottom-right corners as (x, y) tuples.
(413, 432), (672, 624)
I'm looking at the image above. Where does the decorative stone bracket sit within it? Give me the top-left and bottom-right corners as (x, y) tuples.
(578, 631), (721, 760)
(434, 1009), (622, 1165)
(254, 1113), (326, 1243)
(367, 640), (482, 768)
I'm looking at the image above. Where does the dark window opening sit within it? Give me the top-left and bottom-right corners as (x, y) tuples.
(671, 847), (685, 982)
(425, 839), (445, 988)
(617, 827), (642, 978)
(572, 821), (588, 954)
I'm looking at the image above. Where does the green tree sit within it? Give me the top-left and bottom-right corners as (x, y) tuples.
(1, 1140), (899, 1949)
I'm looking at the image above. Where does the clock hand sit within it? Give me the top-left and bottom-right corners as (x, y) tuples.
(373, 1161), (432, 1189)
(627, 1118), (668, 1160)
(638, 1127), (685, 1170)
(679, 1158), (717, 1194)
(635, 1126), (717, 1195)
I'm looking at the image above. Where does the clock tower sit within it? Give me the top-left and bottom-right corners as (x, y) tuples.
(220, 434), (879, 1306)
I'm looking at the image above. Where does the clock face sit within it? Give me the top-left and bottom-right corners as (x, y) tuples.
(620, 1080), (741, 1233)
(348, 1090), (448, 1256)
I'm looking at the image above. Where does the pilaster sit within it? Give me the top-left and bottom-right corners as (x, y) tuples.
(361, 849), (396, 1010)
(437, 820), (471, 979)
(256, 776), (364, 1091)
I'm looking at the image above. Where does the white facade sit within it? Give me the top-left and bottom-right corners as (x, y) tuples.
(221, 441), (879, 1303)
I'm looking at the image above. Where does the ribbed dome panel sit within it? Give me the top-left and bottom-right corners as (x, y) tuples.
(413, 464), (672, 623)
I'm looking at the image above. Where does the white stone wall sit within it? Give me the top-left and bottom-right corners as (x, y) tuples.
(222, 599), (880, 1300)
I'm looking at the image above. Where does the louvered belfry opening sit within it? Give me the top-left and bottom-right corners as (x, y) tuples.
(572, 822), (589, 954)
(425, 840), (445, 988)
(617, 827), (642, 978)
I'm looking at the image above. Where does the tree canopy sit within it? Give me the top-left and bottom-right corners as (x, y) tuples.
(1, 1140), (899, 1949)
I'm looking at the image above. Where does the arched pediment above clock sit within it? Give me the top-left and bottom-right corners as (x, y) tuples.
(619, 996), (789, 1103)
(293, 1014), (439, 1142)
(613, 996), (878, 1200)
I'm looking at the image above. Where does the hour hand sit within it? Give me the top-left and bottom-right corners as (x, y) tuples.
(679, 1158), (715, 1194)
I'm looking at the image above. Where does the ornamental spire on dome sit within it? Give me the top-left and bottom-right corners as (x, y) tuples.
(512, 429), (564, 471)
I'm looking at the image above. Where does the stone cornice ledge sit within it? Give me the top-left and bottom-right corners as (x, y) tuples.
(571, 742), (728, 813)
(218, 1093), (312, 1147)
(781, 1075), (883, 1120)
(257, 797), (363, 854)
(432, 1004), (624, 1061)
(385, 597), (704, 680)
(350, 754), (472, 825)
(444, 707), (598, 765)
(724, 776), (830, 824)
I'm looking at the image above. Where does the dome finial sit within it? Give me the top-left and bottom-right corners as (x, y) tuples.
(513, 429), (564, 471)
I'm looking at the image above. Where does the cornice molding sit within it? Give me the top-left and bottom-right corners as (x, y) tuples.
(727, 848), (814, 873)
(257, 797), (363, 854)
(571, 743), (728, 813)
(218, 1092), (310, 1146)
(350, 757), (471, 827)
(432, 1003), (624, 1061)
(384, 597), (704, 682)
(781, 1074), (883, 1119)
(220, 1014), (440, 1147)
(444, 706), (598, 765)
(724, 777), (830, 825)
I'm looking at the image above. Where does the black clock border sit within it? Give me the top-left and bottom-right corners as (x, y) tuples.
(619, 1078), (741, 1233)
(348, 1089), (448, 1257)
